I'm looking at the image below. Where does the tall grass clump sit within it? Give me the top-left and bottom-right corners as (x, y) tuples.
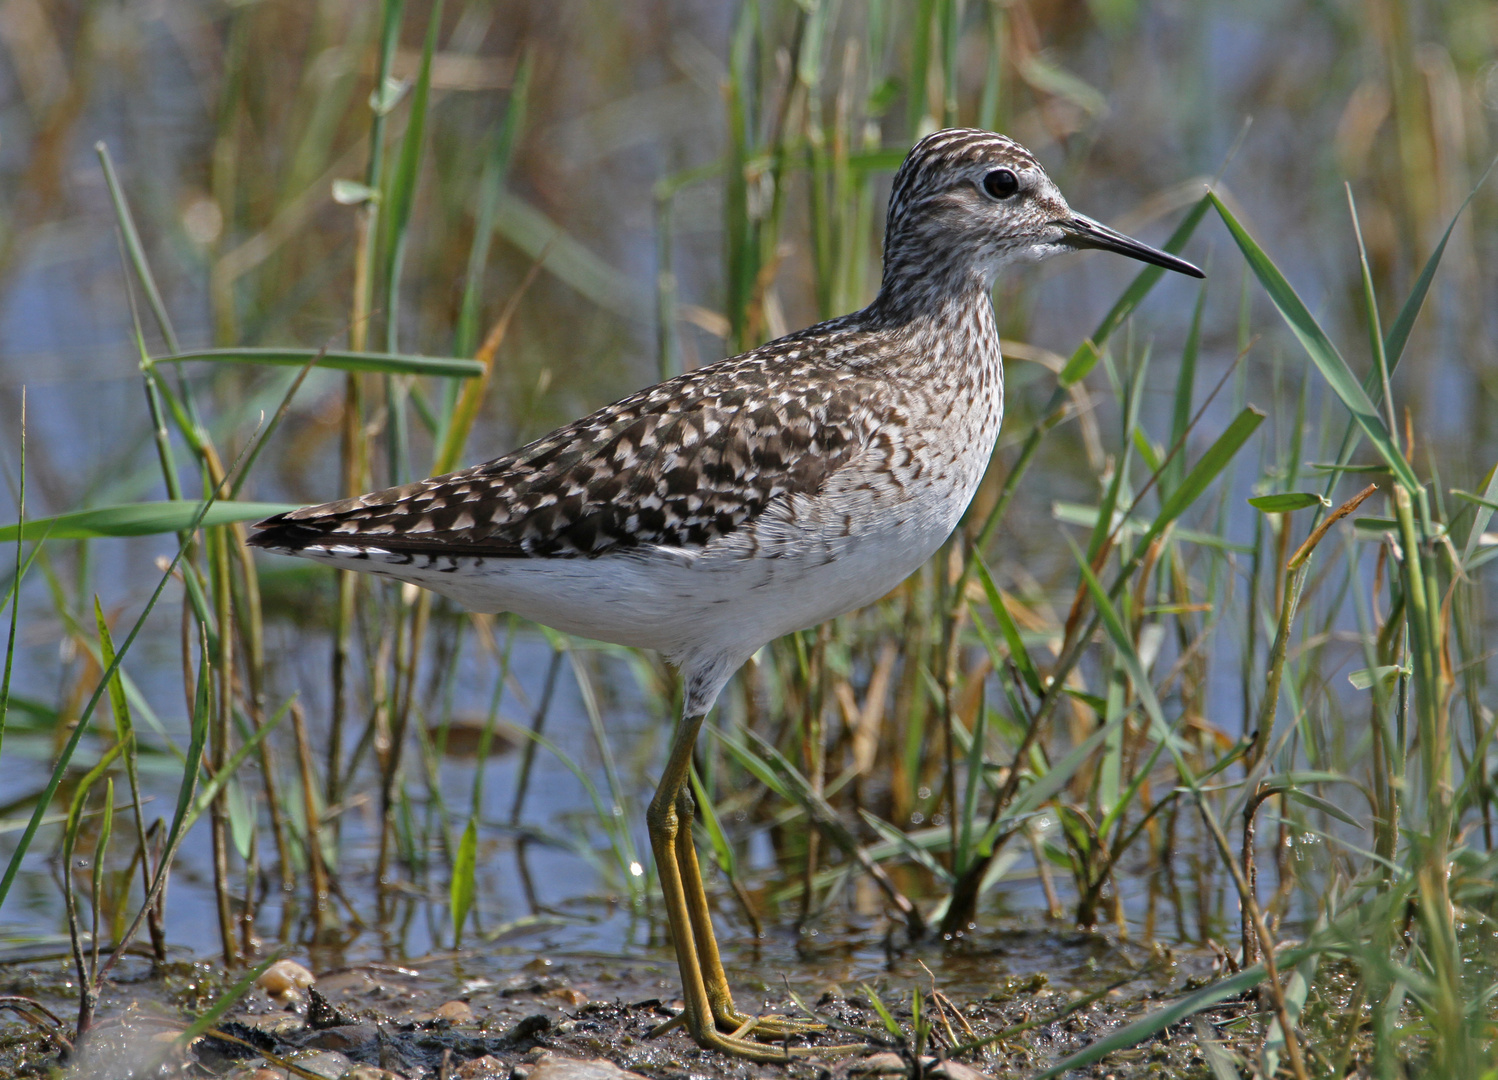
(0, 2), (1495, 1076)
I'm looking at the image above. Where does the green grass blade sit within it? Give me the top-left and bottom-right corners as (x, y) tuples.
(158, 348), (482, 378)
(1131, 427), (1163, 475)
(847, 148), (910, 175)
(96, 143), (181, 354)
(1139, 406), (1265, 553)
(0, 396), (25, 760)
(379, 1), (441, 487)
(93, 596), (156, 903)
(1307, 462), (1391, 475)
(1089, 352), (1147, 560)
(1208, 192), (1420, 492)
(1346, 187), (1394, 434)
(226, 354), (325, 500)
(860, 809), (953, 883)
(174, 630), (213, 841)
(973, 555), (1043, 697)
(956, 699), (987, 877)
(65, 745), (125, 861)
(734, 725), (925, 931)
(1031, 947), (1317, 1079)
(94, 598), (133, 751)
(382, 0), (443, 289)
(454, 51), (532, 360)
(173, 951), (283, 1049)
(506, 721), (638, 890)
(0, 489), (222, 909)
(451, 816), (478, 947)
(1166, 279), (1208, 495)
(561, 645), (640, 881)
(1249, 493), (1330, 513)
(1052, 503), (1253, 552)
(491, 191), (650, 320)
(0, 501), (298, 542)
(1282, 789), (1362, 829)
(861, 982), (903, 1038)
(117, 228), (183, 503)
(1097, 656), (1127, 817)
(971, 708), (1118, 856)
(689, 765), (737, 881)
(63, 745), (122, 992)
(90, 777), (114, 964)
(1452, 487), (1498, 513)
(713, 726), (794, 800)
(1095, 729), (1174, 847)
(182, 697), (292, 832)
(64, 743), (124, 979)
(1066, 534), (1187, 775)
(224, 773), (254, 861)
(1458, 463), (1498, 569)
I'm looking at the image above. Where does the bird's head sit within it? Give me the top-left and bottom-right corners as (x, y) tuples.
(880, 128), (1203, 299)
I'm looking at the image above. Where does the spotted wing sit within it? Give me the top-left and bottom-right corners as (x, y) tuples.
(249, 347), (878, 559)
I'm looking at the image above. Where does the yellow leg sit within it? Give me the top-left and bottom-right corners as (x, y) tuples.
(673, 784), (821, 1038)
(646, 711), (858, 1061)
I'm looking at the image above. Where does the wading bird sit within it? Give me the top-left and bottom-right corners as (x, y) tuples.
(250, 128), (1202, 1060)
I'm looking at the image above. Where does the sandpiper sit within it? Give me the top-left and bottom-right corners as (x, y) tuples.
(250, 128), (1202, 1060)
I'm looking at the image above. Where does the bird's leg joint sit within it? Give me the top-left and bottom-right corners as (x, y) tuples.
(646, 792), (679, 837)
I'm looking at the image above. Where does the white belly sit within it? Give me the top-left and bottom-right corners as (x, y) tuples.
(296, 507), (941, 657)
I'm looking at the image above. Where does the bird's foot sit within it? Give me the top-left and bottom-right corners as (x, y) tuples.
(713, 1003), (823, 1039)
(647, 1004), (859, 1062)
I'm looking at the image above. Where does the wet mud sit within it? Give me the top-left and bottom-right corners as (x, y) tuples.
(1, 920), (1251, 1079)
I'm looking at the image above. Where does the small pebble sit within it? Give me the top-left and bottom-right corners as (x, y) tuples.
(504, 1014), (552, 1042)
(525, 1056), (650, 1080)
(304, 1023), (380, 1051)
(338, 1068), (405, 1080)
(854, 1053), (908, 1075)
(282, 1049), (354, 1080)
(436, 999), (476, 1024)
(245, 1013), (307, 1038)
(258, 958), (317, 1001)
(930, 1061), (995, 1080)
(455, 1055), (507, 1079)
(853, 1054), (995, 1079)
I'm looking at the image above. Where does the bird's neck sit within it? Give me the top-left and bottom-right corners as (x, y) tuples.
(867, 239), (995, 326)
(864, 252), (998, 350)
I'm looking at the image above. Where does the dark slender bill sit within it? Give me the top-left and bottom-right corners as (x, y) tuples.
(1057, 214), (1205, 278)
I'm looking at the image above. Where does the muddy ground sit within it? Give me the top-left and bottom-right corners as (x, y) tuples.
(0, 919), (1263, 1079)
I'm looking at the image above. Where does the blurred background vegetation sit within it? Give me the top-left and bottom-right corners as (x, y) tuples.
(1, 0), (1497, 1074)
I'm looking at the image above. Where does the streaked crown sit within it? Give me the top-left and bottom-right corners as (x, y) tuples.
(885, 129), (1044, 228)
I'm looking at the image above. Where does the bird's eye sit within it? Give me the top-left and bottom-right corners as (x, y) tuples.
(982, 168), (1020, 199)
